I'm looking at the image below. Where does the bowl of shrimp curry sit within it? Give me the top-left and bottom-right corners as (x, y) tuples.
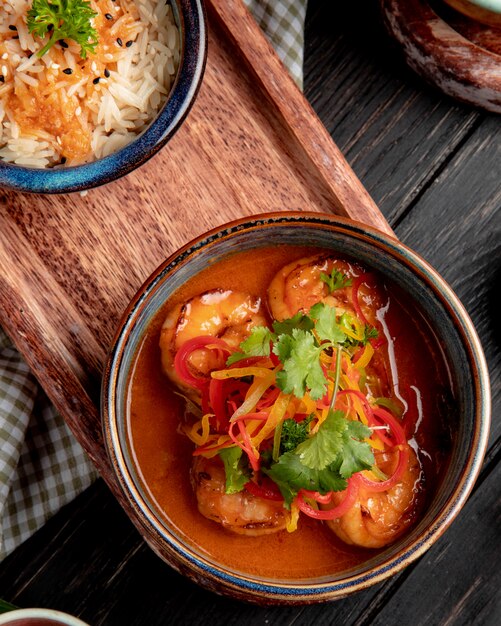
(102, 212), (490, 604)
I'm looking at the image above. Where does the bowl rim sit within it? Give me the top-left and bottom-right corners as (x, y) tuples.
(102, 211), (491, 603)
(0, 0), (207, 194)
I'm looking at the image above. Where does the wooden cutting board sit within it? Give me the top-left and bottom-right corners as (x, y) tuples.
(0, 0), (391, 514)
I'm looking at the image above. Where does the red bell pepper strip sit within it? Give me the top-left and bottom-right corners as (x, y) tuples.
(296, 476), (359, 520)
(174, 336), (231, 390)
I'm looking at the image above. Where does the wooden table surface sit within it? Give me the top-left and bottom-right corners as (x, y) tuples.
(1, 1), (500, 624)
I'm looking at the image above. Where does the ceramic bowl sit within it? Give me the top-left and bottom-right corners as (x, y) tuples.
(0, 0), (206, 194)
(0, 608), (89, 626)
(102, 212), (490, 604)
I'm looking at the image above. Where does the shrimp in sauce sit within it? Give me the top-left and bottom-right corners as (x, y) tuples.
(156, 252), (428, 548)
(326, 449), (422, 548)
(191, 456), (287, 536)
(160, 289), (267, 396)
(268, 254), (384, 325)
(268, 254), (422, 549)
(161, 289), (281, 534)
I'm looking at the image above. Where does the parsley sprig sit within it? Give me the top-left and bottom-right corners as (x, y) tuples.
(27, 0), (99, 59)
(320, 268), (353, 293)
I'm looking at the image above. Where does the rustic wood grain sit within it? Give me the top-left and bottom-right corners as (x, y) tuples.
(1, 0), (499, 622)
(381, 0), (501, 113)
(206, 0), (389, 230)
(394, 114), (501, 446)
(0, 0), (392, 590)
(303, 0), (483, 224)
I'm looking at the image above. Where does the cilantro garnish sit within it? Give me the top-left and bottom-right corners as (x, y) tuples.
(274, 329), (327, 400)
(309, 302), (347, 344)
(296, 411), (374, 476)
(226, 326), (275, 365)
(265, 411), (374, 506)
(226, 300), (376, 398)
(320, 269), (353, 293)
(27, 0), (99, 59)
(273, 312), (314, 336)
(218, 447), (249, 494)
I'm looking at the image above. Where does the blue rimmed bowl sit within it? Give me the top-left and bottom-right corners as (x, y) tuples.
(102, 212), (490, 604)
(0, 0), (206, 194)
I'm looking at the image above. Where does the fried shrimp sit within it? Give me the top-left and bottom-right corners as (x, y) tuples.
(191, 456), (287, 536)
(159, 289), (267, 395)
(267, 254), (385, 325)
(326, 448), (422, 548)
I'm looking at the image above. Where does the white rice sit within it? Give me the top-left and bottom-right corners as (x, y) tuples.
(0, 0), (180, 167)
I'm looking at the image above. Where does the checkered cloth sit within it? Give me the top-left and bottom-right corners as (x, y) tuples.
(0, 0), (307, 559)
(244, 0), (307, 88)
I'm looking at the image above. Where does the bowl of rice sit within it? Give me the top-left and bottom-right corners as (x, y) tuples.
(0, 0), (206, 193)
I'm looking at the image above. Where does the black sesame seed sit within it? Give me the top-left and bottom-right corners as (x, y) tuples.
(59, 39), (68, 48)
(93, 77), (100, 84)
(0, 76), (4, 83)
(104, 68), (110, 78)
(125, 40), (133, 47)
(9, 25), (17, 31)
(105, 13), (113, 20)
(116, 37), (123, 46)
(62, 68), (73, 75)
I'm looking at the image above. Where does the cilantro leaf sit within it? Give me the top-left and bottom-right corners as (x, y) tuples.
(320, 269), (353, 293)
(295, 410), (345, 470)
(218, 447), (249, 494)
(28, 0), (98, 59)
(226, 326), (275, 365)
(265, 452), (347, 506)
(338, 420), (374, 478)
(265, 411), (374, 505)
(273, 313), (314, 336)
(296, 410), (374, 475)
(309, 302), (347, 344)
(274, 329), (327, 400)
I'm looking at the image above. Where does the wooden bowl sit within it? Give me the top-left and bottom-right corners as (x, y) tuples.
(102, 212), (490, 604)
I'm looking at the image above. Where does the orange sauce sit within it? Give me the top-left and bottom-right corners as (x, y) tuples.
(127, 246), (453, 579)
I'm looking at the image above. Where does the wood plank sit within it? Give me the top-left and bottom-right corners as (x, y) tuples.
(356, 453), (501, 626)
(0, 0), (392, 590)
(304, 0), (482, 224)
(206, 0), (388, 230)
(394, 115), (501, 446)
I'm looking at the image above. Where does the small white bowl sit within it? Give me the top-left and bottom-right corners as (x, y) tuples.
(0, 608), (89, 626)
